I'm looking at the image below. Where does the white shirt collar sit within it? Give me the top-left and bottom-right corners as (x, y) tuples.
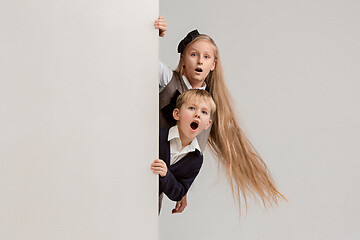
(168, 125), (201, 153)
(182, 75), (207, 90)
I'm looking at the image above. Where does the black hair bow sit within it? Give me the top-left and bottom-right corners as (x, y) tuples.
(177, 29), (200, 54)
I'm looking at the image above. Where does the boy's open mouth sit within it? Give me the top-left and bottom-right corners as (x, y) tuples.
(195, 68), (203, 73)
(190, 121), (199, 130)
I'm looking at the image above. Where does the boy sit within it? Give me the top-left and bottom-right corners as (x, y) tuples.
(151, 89), (216, 213)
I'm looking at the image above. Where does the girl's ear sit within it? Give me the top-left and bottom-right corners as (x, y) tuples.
(173, 108), (180, 121)
(180, 55), (185, 68)
(210, 59), (216, 71)
(205, 119), (212, 130)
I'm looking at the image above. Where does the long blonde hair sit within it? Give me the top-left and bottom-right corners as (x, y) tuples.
(176, 34), (286, 210)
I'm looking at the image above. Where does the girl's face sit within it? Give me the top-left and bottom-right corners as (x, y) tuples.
(182, 40), (216, 88)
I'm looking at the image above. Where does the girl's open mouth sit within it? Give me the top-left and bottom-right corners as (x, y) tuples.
(190, 121), (199, 130)
(195, 68), (203, 72)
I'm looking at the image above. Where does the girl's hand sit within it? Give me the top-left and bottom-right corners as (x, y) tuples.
(151, 159), (168, 177)
(154, 16), (167, 37)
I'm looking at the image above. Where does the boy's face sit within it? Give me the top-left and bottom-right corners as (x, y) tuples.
(182, 40), (216, 88)
(173, 97), (212, 140)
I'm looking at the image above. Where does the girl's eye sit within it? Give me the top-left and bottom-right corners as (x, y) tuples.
(191, 53), (196, 57)
(202, 110), (208, 115)
(205, 55), (210, 59)
(189, 106), (195, 110)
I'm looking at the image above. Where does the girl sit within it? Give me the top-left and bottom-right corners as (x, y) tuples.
(155, 17), (286, 213)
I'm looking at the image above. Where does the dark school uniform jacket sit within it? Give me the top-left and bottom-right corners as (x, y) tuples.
(159, 128), (203, 202)
(159, 71), (211, 151)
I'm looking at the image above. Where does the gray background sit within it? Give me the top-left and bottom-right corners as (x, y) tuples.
(159, 0), (360, 239)
(0, 1), (158, 239)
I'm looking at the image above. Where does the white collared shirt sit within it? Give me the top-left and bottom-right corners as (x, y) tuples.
(168, 125), (201, 166)
(159, 61), (207, 92)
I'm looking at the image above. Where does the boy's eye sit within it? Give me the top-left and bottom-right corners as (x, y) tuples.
(205, 55), (210, 59)
(191, 53), (196, 56)
(202, 110), (208, 115)
(189, 106), (195, 110)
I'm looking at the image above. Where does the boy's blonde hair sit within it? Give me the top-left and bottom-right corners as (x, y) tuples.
(176, 34), (286, 212)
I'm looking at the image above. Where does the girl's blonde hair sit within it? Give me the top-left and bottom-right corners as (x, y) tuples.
(176, 34), (286, 210)
(176, 89), (216, 117)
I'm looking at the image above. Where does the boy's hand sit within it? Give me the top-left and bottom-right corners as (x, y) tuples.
(172, 194), (187, 214)
(151, 159), (168, 177)
(154, 16), (167, 37)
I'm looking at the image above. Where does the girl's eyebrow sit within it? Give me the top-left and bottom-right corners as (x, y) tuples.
(203, 50), (214, 55)
(189, 48), (211, 53)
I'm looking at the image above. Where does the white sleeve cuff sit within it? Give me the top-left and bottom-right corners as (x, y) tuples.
(159, 61), (173, 92)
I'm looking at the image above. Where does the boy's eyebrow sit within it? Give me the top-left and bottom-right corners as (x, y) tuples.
(199, 104), (211, 112)
(200, 105), (209, 110)
(186, 101), (213, 114)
